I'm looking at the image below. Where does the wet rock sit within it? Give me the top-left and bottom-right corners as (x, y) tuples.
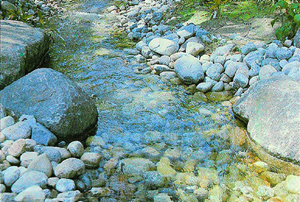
(57, 190), (81, 201)
(174, 55), (204, 84)
(11, 171), (48, 193)
(143, 171), (167, 189)
(0, 116), (14, 131)
(241, 42), (257, 55)
(253, 161), (270, 174)
(67, 141), (84, 158)
(260, 171), (286, 186)
(27, 153), (52, 177)
(0, 20), (50, 89)
(0, 68), (98, 139)
(206, 63), (224, 81)
(31, 123), (57, 146)
(121, 158), (155, 176)
(80, 152), (102, 168)
(54, 158), (85, 179)
(153, 64), (172, 74)
(14, 185), (45, 202)
(86, 136), (106, 147)
(154, 193), (173, 202)
(56, 178), (76, 192)
(256, 185), (274, 200)
(233, 76), (300, 164)
(149, 38), (179, 56)
(157, 157), (176, 176)
(1, 121), (31, 141)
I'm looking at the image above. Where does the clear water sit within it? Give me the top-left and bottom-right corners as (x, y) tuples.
(49, 0), (260, 201)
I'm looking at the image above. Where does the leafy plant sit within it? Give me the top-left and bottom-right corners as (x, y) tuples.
(271, 0), (300, 40)
(209, 0), (229, 18)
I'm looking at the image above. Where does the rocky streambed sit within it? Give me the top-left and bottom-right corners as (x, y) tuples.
(0, 0), (300, 201)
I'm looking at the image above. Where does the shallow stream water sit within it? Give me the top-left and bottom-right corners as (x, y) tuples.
(49, 0), (269, 201)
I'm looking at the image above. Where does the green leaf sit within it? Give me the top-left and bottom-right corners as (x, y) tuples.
(294, 14), (300, 25)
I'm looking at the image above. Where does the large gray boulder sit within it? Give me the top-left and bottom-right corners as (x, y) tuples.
(0, 20), (50, 90)
(0, 68), (98, 138)
(233, 76), (300, 165)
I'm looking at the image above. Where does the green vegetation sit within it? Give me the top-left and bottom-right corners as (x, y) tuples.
(271, 0), (300, 40)
(221, 1), (273, 22)
(110, 29), (136, 49)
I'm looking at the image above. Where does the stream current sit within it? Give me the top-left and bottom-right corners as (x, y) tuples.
(49, 0), (262, 201)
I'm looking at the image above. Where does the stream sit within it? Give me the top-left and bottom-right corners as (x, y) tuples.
(49, 0), (265, 201)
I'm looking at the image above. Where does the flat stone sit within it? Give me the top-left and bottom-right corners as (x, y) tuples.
(56, 178), (76, 193)
(11, 171), (48, 193)
(8, 139), (26, 157)
(3, 166), (20, 187)
(149, 38), (179, 56)
(1, 121), (31, 141)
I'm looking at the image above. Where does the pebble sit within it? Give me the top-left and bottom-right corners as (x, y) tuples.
(80, 152), (102, 168)
(1, 121), (31, 141)
(56, 178), (76, 192)
(67, 141), (84, 158)
(54, 158), (85, 178)
(14, 185), (46, 202)
(0, 116), (14, 131)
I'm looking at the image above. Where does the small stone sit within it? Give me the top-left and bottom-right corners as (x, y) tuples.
(149, 38), (179, 56)
(233, 73), (249, 88)
(0, 116), (14, 131)
(48, 177), (59, 188)
(0, 193), (17, 201)
(34, 146), (62, 163)
(8, 139), (26, 157)
(31, 123), (57, 146)
(241, 42), (257, 55)
(86, 136), (105, 147)
(206, 63), (224, 81)
(154, 193), (173, 202)
(284, 175), (300, 194)
(121, 158), (155, 176)
(90, 187), (111, 197)
(274, 47), (293, 60)
(54, 158), (85, 179)
(0, 184), (6, 193)
(11, 171), (48, 193)
(212, 81), (224, 92)
(6, 155), (20, 165)
(56, 178), (76, 192)
(104, 158), (118, 175)
(153, 64), (172, 74)
(220, 74), (231, 83)
(253, 161), (270, 173)
(214, 56), (226, 65)
(186, 42), (205, 56)
(67, 141), (84, 158)
(57, 190), (81, 200)
(260, 171), (286, 186)
(256, 185), (275, 200)
(249, 76), (259, 86)
(3, 166), (20, 187)
(1, 121), (31, 141)
(259, 65), (277, 80)
(80, 152), (102, 168)
(27, 153), (53, 177)
(14, 185), (45, 202)
(20, 152), (38, 167)
(196, 82), (213, 93)
(157, 157), (176, 176)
